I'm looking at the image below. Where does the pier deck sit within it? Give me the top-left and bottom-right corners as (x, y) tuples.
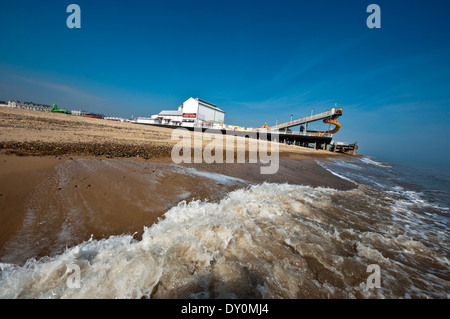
(135, 123), (333, 151)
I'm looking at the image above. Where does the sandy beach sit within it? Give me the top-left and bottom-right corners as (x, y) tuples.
(0, 106), (355, 265)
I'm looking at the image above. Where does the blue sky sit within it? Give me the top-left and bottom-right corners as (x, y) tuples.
(0, 0), (449, 165)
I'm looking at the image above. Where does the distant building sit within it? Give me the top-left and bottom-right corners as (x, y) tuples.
(156, 109), (183, 125)
(137, 97), (225, 128)
(71, 110), (88, 116)
(136, 108), (183, 126)
(7, 100), (50, 111)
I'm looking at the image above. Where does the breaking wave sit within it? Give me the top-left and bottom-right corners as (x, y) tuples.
(1, 176), (449, 298)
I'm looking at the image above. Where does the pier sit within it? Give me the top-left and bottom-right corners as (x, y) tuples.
(136, 124), (335, 151)
(136, 105), (356, 153)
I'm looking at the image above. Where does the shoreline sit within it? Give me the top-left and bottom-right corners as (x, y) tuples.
(0, 152), (356, 265)
(0, 106), (357, 265)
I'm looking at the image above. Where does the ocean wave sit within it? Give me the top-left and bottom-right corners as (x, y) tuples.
(1, 183), (448, 299)
(387, 186), (450, 213)
(359, 157), (392, 168)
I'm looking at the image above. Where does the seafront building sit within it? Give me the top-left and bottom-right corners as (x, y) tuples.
(137, 97), (226, 128)
(71, 110), (88, 116)
(7, 100), (51, 111)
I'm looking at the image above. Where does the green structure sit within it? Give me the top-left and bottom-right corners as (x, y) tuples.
(46, 104), (71, 114)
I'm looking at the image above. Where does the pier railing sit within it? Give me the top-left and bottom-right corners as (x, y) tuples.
(268, 110), (334, 131)
(280, 131), (332, 137)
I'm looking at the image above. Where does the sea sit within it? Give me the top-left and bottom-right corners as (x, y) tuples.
(0, 155), (448, 299)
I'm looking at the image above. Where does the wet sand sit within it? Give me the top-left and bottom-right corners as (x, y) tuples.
(0, 106), (356, 265)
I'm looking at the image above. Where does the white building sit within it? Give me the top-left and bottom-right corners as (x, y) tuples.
(137, 97), (225, 128)
(156, 109), (183, 125)
(181, 98), (225, 127)
(137, 108), (183, 126)
(7, 100), (50, 111)
(71, 110), (88, 116)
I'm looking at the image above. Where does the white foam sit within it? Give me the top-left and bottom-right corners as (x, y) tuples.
(315, 160), (358, 185)
(387, 187), (450, 212)
(174, 165), (248, 185)
(359, 157), (392, 168)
